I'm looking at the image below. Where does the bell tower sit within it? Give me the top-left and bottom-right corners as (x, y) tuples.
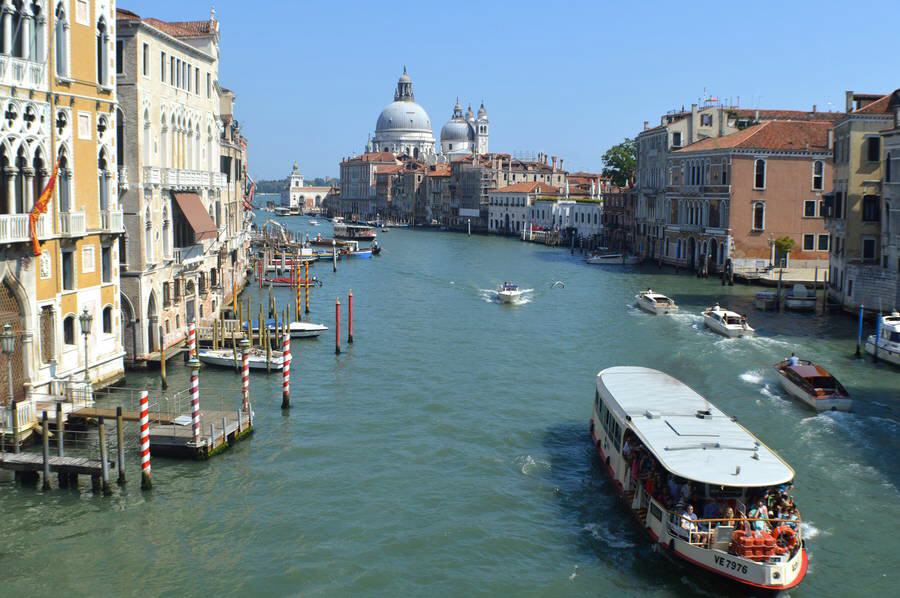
(394, 66), (414, 102)
(476, 102), (489, 155)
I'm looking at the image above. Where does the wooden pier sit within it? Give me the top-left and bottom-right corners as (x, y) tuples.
(149, 409), (252, 459)
(0, 452), (112, 476)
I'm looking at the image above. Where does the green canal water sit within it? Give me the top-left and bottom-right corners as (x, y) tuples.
(4, 216), (899, 597)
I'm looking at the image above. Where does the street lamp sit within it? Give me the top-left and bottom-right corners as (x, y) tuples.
(79, 307), (93, 383)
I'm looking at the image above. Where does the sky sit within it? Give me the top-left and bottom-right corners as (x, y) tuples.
(122, 0), (896, 180)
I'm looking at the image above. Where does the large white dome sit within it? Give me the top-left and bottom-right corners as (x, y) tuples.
(376, 101), (432, 133)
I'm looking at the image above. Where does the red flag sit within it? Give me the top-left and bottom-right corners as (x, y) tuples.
(30, 161), (60, 256)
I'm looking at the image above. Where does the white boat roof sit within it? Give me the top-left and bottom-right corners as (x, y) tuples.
(597, 366), (794, 488)
(882, 313), (900, 330)
(640, 291), (672, 300)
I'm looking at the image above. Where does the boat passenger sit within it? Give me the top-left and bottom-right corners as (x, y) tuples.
(749, 500), (769, 532)
(667, 475), (680, 503)
(785, 507), (800, 531)
(681, 504), (708, 543)
(718, 507), (735, 528)
(788, 353), (800, 366)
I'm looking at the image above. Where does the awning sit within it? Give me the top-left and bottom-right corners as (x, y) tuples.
(173, 192), (218, 242)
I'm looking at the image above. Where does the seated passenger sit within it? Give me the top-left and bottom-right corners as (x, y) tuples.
(718, 507), (735, 528)
(680, 504), (708, 544)
(785, 507), (800, 531)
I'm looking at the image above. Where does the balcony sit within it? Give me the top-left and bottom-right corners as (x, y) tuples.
(212, 172), (228, 188)
(143, 166), (162, 185)
(0, 55), (47, 89)
(0, 213), (50, 244)
(58, 211), (87, 237)
(100, 209), (125, 233)
(173, 243), (205, 265)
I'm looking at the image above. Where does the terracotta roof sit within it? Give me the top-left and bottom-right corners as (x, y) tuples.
(731, 108), (846, 122)
(675, 120), (832, 153)
(492, 182), (560, 194)
(375, 164), (404, 174)
(344, 151), (399, 164)
(854, 94), (892, 114)
(117, 9), (216, 38)
(116, 8), (141, 20)
(426, 164), (451, 177)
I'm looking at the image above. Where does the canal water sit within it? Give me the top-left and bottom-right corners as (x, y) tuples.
(4, 216), (899, 597)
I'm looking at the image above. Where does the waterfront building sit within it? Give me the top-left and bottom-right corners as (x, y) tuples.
(115, 8), (237, 364)
(488, 182), (559, 235)
(664, 120), (833, 271)
(337, 151), (401, 220)
(280, 161), (333, 214)
(424, 162), (452, 225)
(527, 195), (603, 241)
(826, 91), (899, 312)
(880, 94), (900, 309)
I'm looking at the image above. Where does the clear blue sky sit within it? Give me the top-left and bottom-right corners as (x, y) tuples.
(122, 0), (895, 180)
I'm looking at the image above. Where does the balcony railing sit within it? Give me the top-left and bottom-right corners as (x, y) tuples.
(173, 243), (204, 264)
(0, 213), (50, 243)
(212, 172), (228, 188)
(100, 209), (125, 233)
(143, 166), (162, 185)
(59, 211), (87, 237)
(0, 55), (47, 89)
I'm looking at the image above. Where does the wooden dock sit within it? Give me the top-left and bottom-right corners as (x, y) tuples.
(69, 406), (176, 425)
(0, 452), (112, 476)
(149, 410), (252, 459)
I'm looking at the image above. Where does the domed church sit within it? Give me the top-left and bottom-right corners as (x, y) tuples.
(367, 68), (489, 161)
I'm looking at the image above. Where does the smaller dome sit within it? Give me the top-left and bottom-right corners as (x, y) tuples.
(440, 120), (473, 143)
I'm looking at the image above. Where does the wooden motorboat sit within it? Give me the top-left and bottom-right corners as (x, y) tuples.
(198, 347), (283, 370)
(586, 252), (641, 265)
(702, 304), (754, 338)
(635, 289), (678, 315)
(774, 358), (852, 411)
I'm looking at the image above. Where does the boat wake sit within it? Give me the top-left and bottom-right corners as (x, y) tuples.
(515, 454), (550, 475)
(479, 288), (535, 305)
(582, 522), (636, 550)
(739, 369), (765, 385)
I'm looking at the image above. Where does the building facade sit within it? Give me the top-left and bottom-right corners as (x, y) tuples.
(280, 162), (333, 213)
(488, 181), (559, 235)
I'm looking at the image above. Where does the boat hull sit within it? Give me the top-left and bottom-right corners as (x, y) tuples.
(784, 297), (816, 311)
(497, 291), (522, 303)
(586, 255), (641, 265)
(776, 371), (853, 412)
(865, 336), (900, 367)
(636, 297), (678, 315)
(703, 315), (754, 338)
(198, 350), (283, 370)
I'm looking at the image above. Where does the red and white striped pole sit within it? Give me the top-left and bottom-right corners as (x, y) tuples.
(187, 320), (196, 359)
(281, 331), (291, 409)
(240, 338), (251, 413)
(139, 390), (152, 490)
(347, 290), (354, 344)
(189, 358), (201, 446)
(335, 298), (341, 355)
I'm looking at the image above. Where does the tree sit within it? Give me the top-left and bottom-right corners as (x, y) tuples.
(774, 236), (795, 256)
(601, 138), (636, 188)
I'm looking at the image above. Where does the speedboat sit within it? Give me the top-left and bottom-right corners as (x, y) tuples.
(198, 347), (283, 370)
(496, 282), (524, 303)
(702, 304), (754, 337)
(590, 366), (808, 592)
(783, 284), (816, 311)
(774, 358), (852, 412)
(865, 312), (900, 367)
(586, 252), (641, 265)
(635, 289), (678, 315)
(309, 219), (319, 226)
(289, 321), (328, 338)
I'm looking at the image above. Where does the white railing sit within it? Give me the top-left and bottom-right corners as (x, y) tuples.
(0, 400), (35, 433)
(0, 55), (47, 89)
(143, 166), (162, 185)
(101, 209), (125, 233)
(59, 211), (87, 237)
(0, 213), (51, 243)
(212, 172), (228, 188)
(173, 243), (204, 264)
(162, 168), (220, 189)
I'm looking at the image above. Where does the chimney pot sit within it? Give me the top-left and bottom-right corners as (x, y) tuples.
(812, 104), (817, 113)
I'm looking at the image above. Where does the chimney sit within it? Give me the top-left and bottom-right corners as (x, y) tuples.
(552, 156), (557, 172)
(559, 158), (564, 171)
(827, 129), (834, 150)
(643, 120), (649, 131)
(754, 109), (760, 122)
(845, 91), (854, 112)
(812, 104), (817, 113)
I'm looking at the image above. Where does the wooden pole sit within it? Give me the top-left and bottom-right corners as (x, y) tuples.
(116, 406), (126, 485)
(11, 399), (18, 453)
(335, 298), (341, 355)
(305, 261), (311, 314)
(98, 416), (111, 495)
(139, 390), (152, 490)
(41, 411), (50, 491)
(348, 290), (354, 344)
(231, 322), (239, 371)
(856, 304), (864, 357)
(55, 401), (64, 457)
(159, 326), (168, 390)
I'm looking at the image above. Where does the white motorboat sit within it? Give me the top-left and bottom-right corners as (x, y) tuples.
(865, 311), (900, 367)
(288, 321), (328, 338)
(590, 366), (807, 592)
(635, 289), (678, 315)
(198, 347), (283, 370)
(702, 304), (754, 337)
(308, 219), (319, 226)
(774, 358), (852, 412)
(586, 252), (641, 265)
(496, 282), (524, 303)
(783, 284), (816, 311)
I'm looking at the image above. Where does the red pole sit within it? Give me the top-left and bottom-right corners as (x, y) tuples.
(348, 290), (354, 344)
(335, 298), (341, 355)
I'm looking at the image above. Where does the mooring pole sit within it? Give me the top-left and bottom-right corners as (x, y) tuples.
(281, 327), (291, 410)
(189, 357), (201, 446)
(856, 304), (864, 357)
(159, 325), (168, 390)
(41, 411), (50, 491)
(335, 298), (341, 355)
(56, 401), (64, 457)
(873, 315), (881, 363)
(347, 290), (354, 344)
(98, 416), (111, 495)
(332, 239), (337, 272)
(139, 390), (152, 490)
(240, 338), (251, 413)
(116, 406), (126, 485)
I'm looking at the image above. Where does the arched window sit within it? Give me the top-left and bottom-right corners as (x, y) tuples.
(57, 152), (71, 212)
(812, 160), (824, 190)
(142, 108), (151, 162)
(102, 305), (113, 334)
(754, 159), (766, 189)
(96, 17), (109, 86)
(160, 113), (168, 167)
(98, 148), (110, 212)
(162, 206), (171, 259)
(63, 314), (75, 345)
(54, 2), (69, 77)
(752, 201), (765, 231)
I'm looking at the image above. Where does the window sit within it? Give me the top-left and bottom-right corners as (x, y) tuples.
(97, 18), (109, 86)
(818, 234), (830, 251)
(63, 315), (75, 345)
(101, 245), (112, 282)
(176, 58), (181, 88)
(55, 3), (69, 77)
(142, 43), (149, 76)
(82, 246), (95, 273)
(115, 39), (123, 75)
(862, 195), (880, 222)
(862, 237), (877, 261)
(206, 72), (211, 97)
(752, 202), (765, 231)
(40, 306), (55, 364)
(671, 131), (682, 147)
(102, 306), (113, 334)
(160, 51), (166, 82)
(62, 251), (74, 290)
(887, 152), (893, 183)
(834, 191), (844, 219)
(195, 69), (199, 94)
(867, 137), (881, 162)
(812, 160), (824, 190)
(803, 234), (815, 251)
(804, 199), (817, 218)
(754, 159), (766, 189)
(700, 113), (713, 127)
(170, 56), (175, 85)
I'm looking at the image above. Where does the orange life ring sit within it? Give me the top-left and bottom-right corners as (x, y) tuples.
(773, 525), (798, 552)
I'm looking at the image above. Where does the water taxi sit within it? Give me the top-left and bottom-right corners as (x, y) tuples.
(703, 304), (754, 338)
(198, 347), (283, 370)
(590, 366), (808, 591)
(246, 319), (328, 339)
(496, 282), (524, 303)
(333, 222), (377, 240)
(586, 252), (641, 265)
(774, 358), (852, 412)
(865, 312), (900, 366)
(635, 289), (678, 315)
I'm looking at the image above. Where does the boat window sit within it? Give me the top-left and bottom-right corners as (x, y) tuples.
(889, 331), (900, 343)
(809, 377), (836, 390)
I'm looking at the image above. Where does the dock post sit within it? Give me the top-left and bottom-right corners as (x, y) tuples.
(187, 320), (197, 361)
(139, 390), (152, 490)
(240, 338), (251, 413)
(231, 325), (239, 371)
(873, 315), (881, 363)
(98, 416), (111, 495)
(159, 326), (168, 390)
(776, 269), (783, 311)
(335, 298), (341, 355)
(814, 267), (819, 313)
(348, 290), (354, 344)
(332, 239), (337, 272)
(41, 411), (50, 491)
(222, 416), (228, 444)
(209, 423), (215, 452)
(305, 261), (310, 314)
(282, 327), (291, 410)
(856, 304), (864, 357)
(236, 410), (242, 435)
(56, 401), (64, 457)
(189, 358), (201, 446)
(116, 406), (126, 485)
(265, 321), (272, 374)
(11, 398), (18, 453)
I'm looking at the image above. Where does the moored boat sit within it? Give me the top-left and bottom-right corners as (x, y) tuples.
(754, 291), (777, 311)
(274, 206), (291, 217)
(783, 284), (816, 311)
(333, 222), (377, 240)
(635, 289), (678, 315)
(590, 366), (808, 592)
(198, 347), (283, 370)
(774, 358), (852, 411)
(865, 312), (900, 367)
(703, 304), (754, 338)
(586, 252), (641, 265)
(308, 219), (319, 226)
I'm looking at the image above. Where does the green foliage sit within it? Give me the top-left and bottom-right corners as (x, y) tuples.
(601, 139), (636, 187)
(774, 236), (795, 255)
